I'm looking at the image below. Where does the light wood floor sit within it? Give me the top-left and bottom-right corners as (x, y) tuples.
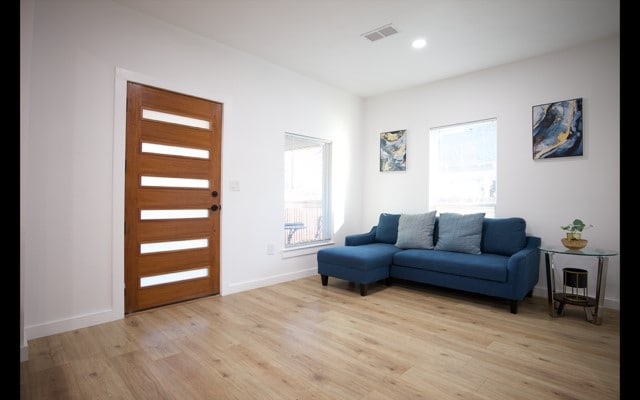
(20, 276), (620, 399)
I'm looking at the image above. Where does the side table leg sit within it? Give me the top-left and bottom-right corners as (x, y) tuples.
(592, 256), (609, 325)
(557, 302), (565, 316)
(545, 252), (558, 317)
(584, 306), (595, 323)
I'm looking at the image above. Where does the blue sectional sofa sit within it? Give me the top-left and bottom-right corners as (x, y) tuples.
(317, 212), (541, 313)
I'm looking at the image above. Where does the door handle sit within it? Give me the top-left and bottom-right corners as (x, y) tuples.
(210, 204), (220, 211)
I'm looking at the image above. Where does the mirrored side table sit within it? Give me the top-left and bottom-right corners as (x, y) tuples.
(540, 245), (618, 325)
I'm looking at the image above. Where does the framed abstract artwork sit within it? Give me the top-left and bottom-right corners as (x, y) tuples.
(380, 129), (406, 171)
(532, 97), (583, 159)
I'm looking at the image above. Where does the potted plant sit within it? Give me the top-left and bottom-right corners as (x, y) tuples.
(560, 218), (593, 240)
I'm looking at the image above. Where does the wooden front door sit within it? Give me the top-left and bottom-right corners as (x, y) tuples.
(124, 82), (221, 314)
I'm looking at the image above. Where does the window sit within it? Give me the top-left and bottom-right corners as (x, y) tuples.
(429, 118), (497, 217)
(284, 133), (331, 248)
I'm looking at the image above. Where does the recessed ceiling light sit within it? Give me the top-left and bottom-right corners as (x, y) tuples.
(412, 38), (427, 49)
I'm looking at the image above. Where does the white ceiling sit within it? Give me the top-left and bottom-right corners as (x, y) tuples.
(112, 0), (620, 98)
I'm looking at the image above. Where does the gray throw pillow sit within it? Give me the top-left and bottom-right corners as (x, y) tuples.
(395, 211), (437, 249)
(434, 212), (485, 254)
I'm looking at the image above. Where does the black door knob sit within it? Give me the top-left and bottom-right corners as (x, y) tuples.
(210, 204), (220, 211)
(211, 191), (218, 197)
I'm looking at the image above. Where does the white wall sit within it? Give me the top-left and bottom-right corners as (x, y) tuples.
(21, 0), (364, 355)
(362, 35), (620, 308)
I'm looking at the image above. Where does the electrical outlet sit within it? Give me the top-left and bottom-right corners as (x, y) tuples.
(267, 243), (274, 255)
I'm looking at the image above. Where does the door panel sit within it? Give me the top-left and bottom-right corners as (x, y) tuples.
(135, 278), (214, 311)
(141, 120), (212, 147)
(137, 219), (212, 241)
(139, 154), (210, 178)
(137, 248), (210, 275)
(125, 82), (221, 314)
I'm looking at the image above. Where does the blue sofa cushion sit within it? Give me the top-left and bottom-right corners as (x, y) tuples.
(395, 211), (437, 249)
(317, 243), (401, 270)
(434, 212), (485, 255)
(481, 217), (527, 256)
(392, 249), (509, 282)
(375, 213), (401, 244)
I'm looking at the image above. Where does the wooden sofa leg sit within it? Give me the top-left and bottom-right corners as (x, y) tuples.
(321, 275), (328, 286)
(510, 300), (518, 314)
(359, 284), (368, 296)
(526, 290), (533, 298)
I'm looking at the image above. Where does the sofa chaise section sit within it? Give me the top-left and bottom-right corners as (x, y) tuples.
(317, 241), (400, 295)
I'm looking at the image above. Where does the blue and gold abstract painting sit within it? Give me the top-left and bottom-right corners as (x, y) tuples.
(532, 98), (583, 159)
(380, 129), (406, 171)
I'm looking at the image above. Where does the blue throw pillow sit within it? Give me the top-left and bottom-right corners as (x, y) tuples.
(434, 212), (485, 254)
(395, 211), (437, 249)
(481, 217), (527, 256)
(375, 213), (401, 244)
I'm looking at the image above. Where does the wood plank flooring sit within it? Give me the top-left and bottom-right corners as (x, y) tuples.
(20, 276), (620, 399)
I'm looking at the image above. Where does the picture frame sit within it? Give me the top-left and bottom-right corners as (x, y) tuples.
(532, 97), (583, 159)
(380, 129), (406, 171)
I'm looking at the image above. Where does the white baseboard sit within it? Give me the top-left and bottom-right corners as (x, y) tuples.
(21, 308), (122, 362)
(24, 308), (123, 345)
(223, 268), (317, 295)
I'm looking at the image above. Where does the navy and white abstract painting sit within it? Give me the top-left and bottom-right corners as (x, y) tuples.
(532, 98), (583, 159)
(380, 129), (406, 171)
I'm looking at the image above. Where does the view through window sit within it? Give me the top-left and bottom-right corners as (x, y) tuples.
(284, 133), (331, 247)
(429, 118), (497, 217)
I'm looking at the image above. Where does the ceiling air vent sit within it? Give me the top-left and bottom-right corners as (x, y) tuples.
(362, 23), (398, 42)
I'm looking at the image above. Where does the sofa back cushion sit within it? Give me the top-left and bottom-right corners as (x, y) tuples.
(480, 217), (527, 256)
(434, 212), (485, 255)
(375, 213), (401, 244)
(395, 211), (437, 249)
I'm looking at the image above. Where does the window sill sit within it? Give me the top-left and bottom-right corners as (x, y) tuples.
(281, 241), (335, 258)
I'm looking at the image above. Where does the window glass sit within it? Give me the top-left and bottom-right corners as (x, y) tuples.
(429, 118), (497, 217)
(284, 133), (331, 247)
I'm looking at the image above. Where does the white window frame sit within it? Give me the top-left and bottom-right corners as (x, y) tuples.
(284, 133), (332, 251)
